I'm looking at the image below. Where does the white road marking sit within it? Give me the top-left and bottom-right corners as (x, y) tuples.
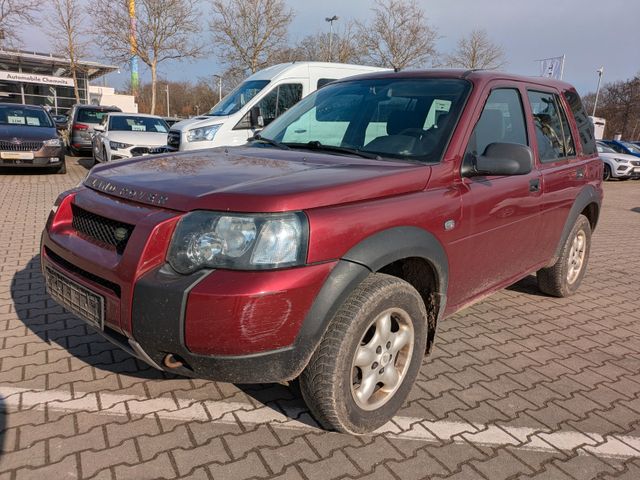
(2, 386), (640, 459)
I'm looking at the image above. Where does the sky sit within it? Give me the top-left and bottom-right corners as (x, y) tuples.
(23, 0), (640, 97)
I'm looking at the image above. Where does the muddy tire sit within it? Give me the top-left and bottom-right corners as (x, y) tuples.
(537, 214), (591, 297)
(299, 273), (428, 434)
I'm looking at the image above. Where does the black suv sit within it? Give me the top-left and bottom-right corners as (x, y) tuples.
(66, 104), (122, 156)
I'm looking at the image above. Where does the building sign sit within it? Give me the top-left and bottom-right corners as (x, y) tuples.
(0, 70), (74, 87)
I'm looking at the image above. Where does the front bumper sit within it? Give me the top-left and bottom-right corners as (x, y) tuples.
(0, 147), (64, 167)
(614, 164), (640, 178)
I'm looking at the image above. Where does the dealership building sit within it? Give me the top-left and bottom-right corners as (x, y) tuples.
(0, 49), (136, 114)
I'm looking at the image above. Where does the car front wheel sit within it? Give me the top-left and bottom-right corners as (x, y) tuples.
(299, 273), (428, 434)
(603, 164), (611, 181)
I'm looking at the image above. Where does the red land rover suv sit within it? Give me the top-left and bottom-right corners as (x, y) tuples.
(41, 70), (602, 434)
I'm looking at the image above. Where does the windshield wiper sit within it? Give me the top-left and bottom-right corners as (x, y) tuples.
(285, 141), (382, 160)
(249, 134), (291, 150)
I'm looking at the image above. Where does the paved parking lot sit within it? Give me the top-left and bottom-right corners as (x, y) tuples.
(1, 157), (640, 480)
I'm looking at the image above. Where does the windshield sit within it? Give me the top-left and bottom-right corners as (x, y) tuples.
(207, 80), (270, 116)
(621, 141), (640, 154)
(257, 77), (471, 163)
(597, 143), (616, 154)
(0, 106), (53, 128)
(109, 116), (169, 133)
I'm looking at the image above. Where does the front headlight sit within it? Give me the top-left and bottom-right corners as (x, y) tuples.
(614, 157), (629, 164)
(187, 124), (220, 142)
(167, 211), (308, 273)
(44, 138), (61, 147)
(110, 141), (132, 150)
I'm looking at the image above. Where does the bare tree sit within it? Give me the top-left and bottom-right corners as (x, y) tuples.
(90, 0), (203, 114)
(210, 0), (294, 75)
(445, 29), (506, 70)
(45, 0), (87, 103)
(295, 22), (362, 64)
(357, 0), (439, 70)
(0, 0), (39, 47)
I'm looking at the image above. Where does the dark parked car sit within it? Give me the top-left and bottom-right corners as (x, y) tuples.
(66, 104), (122, 156)
(42, 71), (602, 433)
(0, 103), (65, 173)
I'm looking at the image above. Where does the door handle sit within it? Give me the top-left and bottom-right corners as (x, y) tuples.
(529, 178), (540, 192)
(576, 168), (585, 179)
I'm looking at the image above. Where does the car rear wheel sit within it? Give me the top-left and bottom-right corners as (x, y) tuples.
(299, 273), (428, 434)
(537, 214), (591, 297)
(603, 164), (611, 181)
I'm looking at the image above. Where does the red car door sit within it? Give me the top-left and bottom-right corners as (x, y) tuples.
(447, 83), (543, 309)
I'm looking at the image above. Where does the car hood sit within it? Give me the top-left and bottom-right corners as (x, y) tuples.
(0, 125), (58, 142)
(107, 131), (168, 146)
(170, 116), (228, 132)
(84, 146), (431, 212)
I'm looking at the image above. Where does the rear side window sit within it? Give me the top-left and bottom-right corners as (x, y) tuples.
(527, 91), (576, 162)
(465, 88), (528, 159)
(564, 90), (596, 155)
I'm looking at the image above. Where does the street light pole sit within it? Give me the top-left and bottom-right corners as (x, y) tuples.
(213, 74), (222, 102)
(325, 15), (338, 62)
(165, 84), (170, 117)
(592, 67), (604, 117)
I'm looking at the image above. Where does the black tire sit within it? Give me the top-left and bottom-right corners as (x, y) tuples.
(603, 164), (611, 181)
(299, 273), (428, 434)
(103, 147), (109, 163)
(53, 159), (66, 174)
(537, 214), (591, 297)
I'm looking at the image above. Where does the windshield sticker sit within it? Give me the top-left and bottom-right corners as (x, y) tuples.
(26, 117), (41, 126)
(8, 116), (25, 125)
(131, 125), (146, 131)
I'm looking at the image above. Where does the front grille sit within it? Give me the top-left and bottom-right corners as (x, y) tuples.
(71, 204), (134, 254)
(45, 247), (121, 297)
(131, 146), (169, 156)
(0, 140), (43, 151)
(167, 131), (180, 149)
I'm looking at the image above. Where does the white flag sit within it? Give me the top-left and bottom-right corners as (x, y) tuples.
(539, 56), (564, 80)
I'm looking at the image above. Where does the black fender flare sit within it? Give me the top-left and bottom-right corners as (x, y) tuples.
(551, 185), (601, 263)
(295, 226), (449, 370)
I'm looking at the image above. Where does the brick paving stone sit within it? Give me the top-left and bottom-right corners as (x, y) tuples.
(298, 450), (359, 480)
(343, 436), (404, 472)
(18, 414), (75, 448)
(137, 425), (192, 462)
(207, 451), (270, 480)
(172, 438), (230, 476)
(80, 438), (139, 478)
(15, 454), (79, 480)
(387, 447), (449, 479)
(49, 425), (106, 463)
(260, 436), (318, 474)
(112, 452), (177, 480)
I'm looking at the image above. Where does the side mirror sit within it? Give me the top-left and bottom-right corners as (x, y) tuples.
(249, 106), (264, 129)
(464, 142), (533, 177)
(94, 125), (105, 132)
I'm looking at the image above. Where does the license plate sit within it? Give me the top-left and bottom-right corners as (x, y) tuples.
(44, 266), (104, 329)
(634, 167), (640, 172)
(1, 151), (34, 160)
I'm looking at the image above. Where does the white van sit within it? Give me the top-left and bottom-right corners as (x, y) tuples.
(167, 62), (388, 151)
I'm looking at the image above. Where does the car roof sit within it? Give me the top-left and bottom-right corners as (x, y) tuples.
(331, 69), (577, 91)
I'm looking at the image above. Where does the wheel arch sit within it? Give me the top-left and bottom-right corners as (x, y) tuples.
(552, 185), (601, 263)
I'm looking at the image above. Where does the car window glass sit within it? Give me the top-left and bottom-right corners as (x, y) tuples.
(597, 143), (615, 154)
(208, 80), (270, 116)
(621, 141), (640, 154)
(109, 116), (169, 133)
(527, 91), (575, 162)
(464, 88), (528, 163)
(261, 78), (471, 163)
(564, 90), (596, 155)
(0, 106), (53, 128)
(255, 84), (303, 126)
(317, 78), (337, 89)
(77, 109), (118, 124)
